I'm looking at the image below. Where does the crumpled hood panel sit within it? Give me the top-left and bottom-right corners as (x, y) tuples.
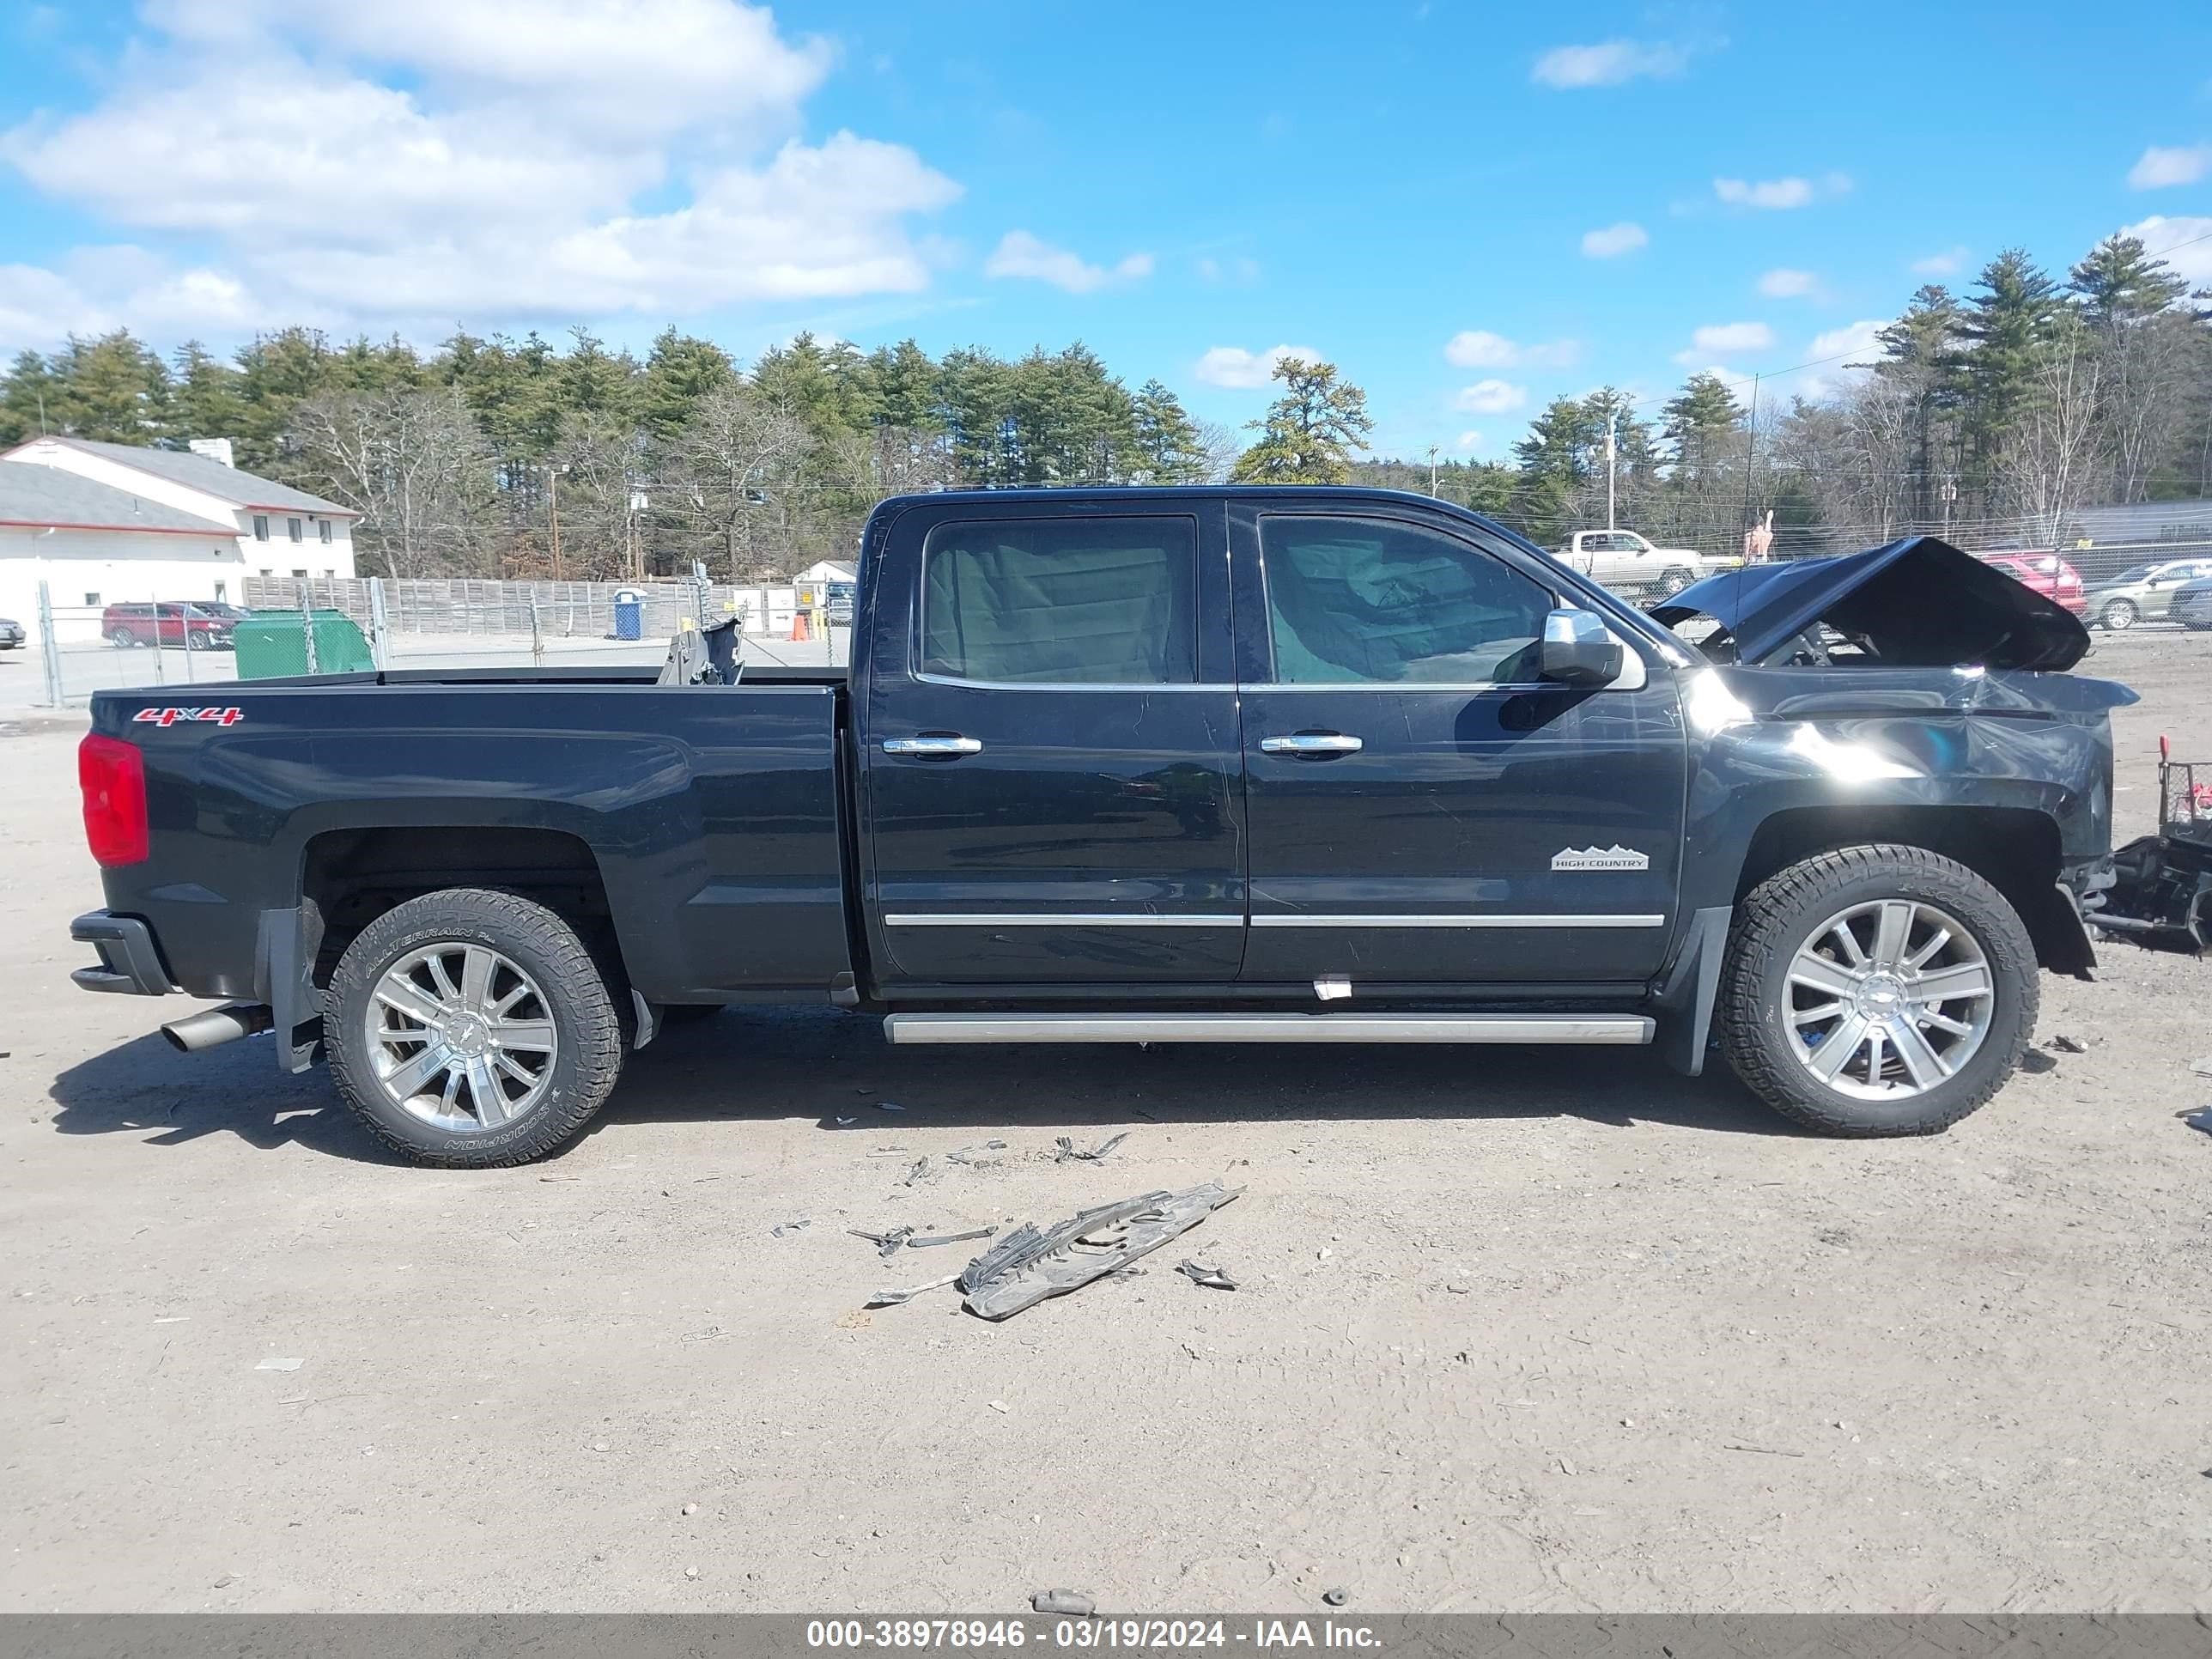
(1652, 535), (2092, 672)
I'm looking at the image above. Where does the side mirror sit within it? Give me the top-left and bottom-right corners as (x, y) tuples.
(1540, 608), (1625, 686)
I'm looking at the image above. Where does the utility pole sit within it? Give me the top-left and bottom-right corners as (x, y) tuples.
(1426, 445), (1438, 495)
(544, 464), (570, 580)
(1741, 374), (1760, 538)
(1605, 406), (1619, 531)
(1940, 476), (1957, 539)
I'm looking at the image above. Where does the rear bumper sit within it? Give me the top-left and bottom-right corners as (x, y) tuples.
(70, 911), (174, 996)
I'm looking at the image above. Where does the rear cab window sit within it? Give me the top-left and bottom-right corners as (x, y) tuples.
(920, 516), (1199, 685)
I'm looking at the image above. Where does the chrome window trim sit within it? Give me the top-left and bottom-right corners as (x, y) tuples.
(885, 912), (1243, 928)
(1251, 913), (1667, 929)
(915, 672), (1237, 693)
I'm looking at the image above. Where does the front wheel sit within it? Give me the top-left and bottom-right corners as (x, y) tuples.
(326, 889), (625, 1166)
(185, 631), (208, 652)
(109, 628), (139, 648)
(1717, 845), (2037, 1136)
(1655, 566), (1696, 598)
(2100, 598), (2137, 631)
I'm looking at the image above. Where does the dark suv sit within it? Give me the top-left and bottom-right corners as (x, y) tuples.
(101, 602), (240, 651)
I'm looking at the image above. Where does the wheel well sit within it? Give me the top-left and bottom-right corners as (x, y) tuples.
(301, 826), (616, 988)
(1735, 805), (2090, 975)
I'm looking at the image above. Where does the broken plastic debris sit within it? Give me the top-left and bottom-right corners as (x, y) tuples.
(909, 1226), (995, 1249)
(1322, 1589), (1349, 1607)
(849, 1225), (918, 1258)
(2184, 1109), (2212, 1137)
(254, 1357), (304, 1372)
(1313, 976), (1352, 1002)
(2192, 1056), (2212, 1079)
(1176, 1260), (1237, 1291)
(770, 1218), (811, 1237)
(945, 1139), (1009, 1166)
(1053, 1131), (1129, 1164)
(862, 1271), (963, 1309)
(1032, 1589), (1095, 1617)
(2050, 1035), (2087, 1054)
(876, 1102), (907, 1112)
(958, 1182), (1242, 1321)
(904, 1158), (929, 1186)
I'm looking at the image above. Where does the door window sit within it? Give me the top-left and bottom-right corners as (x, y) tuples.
(921, 516), (1198, 685)
(1260, 514), (1553, 684)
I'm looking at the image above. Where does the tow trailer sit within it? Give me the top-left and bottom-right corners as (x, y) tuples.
(2097, 737), (2212, 952)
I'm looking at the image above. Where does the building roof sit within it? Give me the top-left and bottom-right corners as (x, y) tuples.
(4, 435), (359, 517)
(0, 461), (240, 537)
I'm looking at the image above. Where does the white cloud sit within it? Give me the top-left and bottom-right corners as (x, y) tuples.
(1713, 173), (1849, 210)
(1808, 319), (1887, 365)
(1531, 39), (1691, 88)
(1443, 330), (1578, 369)
(1757, 267), (1820, 298)
(1453, 430), (1483, 451)
(984, 231), (1152, 294)
(1193, 343), (1321, 390)
(0, 0), (962, 344)
(1455, 379), (1527, 415)
(1911, 246), (1967, 276)
(2129, 143), (2212, 190)
(1196, 253), (1261, 284)
(0, 246), (262, 346)
(1690, 321), (1774, 354)
(1580, 221), (1648, 258)
(2118, 216), (2212, 285)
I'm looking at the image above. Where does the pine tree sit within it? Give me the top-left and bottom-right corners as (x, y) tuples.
(1231, 357), (1372, 484)
(0, 349), (65, 446)
(168, 341), (249, 444)
(1659, 374), (1743, 479)
(640, 327), (736, 440)
(1132, 380), (1205, 483)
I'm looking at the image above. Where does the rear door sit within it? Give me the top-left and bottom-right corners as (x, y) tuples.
(1231, 500), (1688, 987)
(858, 498), (1245, 986)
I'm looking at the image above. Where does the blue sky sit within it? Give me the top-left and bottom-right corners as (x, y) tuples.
(3, 0), (2209, 461)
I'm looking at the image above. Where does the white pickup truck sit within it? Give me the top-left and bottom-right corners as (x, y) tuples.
(1555, 529), (1715, 595)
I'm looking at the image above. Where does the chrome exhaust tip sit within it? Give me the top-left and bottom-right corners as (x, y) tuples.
(162, 1002), (275, 1054)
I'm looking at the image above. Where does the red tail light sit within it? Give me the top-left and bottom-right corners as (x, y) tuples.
(79, 733), (149, 866)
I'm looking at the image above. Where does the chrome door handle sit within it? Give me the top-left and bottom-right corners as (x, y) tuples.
(1260, 732), (1364, 756)
(882, 736), (983, 757)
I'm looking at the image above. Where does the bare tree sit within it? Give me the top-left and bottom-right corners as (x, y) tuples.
(664, 386), (812, 580)
(288, 388), (497, 577)
(2002, 332), (2104, 548)
(554, 412), (652, 580)
(1193, 419), (1243, 484)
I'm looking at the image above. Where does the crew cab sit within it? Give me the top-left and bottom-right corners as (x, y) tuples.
(1554, 529), (1717, 596)
(70, 489), (2130, 1166)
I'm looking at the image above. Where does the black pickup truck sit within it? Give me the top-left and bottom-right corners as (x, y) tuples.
(70, 488), (2131, 1165)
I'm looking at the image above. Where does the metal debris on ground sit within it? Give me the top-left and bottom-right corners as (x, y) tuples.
(850, 1225), (918, 1258)
(945, 1139), (1009, 1165)
(1322, 1589), (1349, 1608)
(909, 1226), (995, 1249)
(1176, 1260), (1237, 1291)
(1054, 1131), (1129, 1164)
(771, 1218), (811, 1237)
(863, 1271), (962, 1309)
(1032, 1590), (1095, 1617)
(904, 1157), (929, 1186)
(957, 1182), (1242, 1321)
(2051, 1035), (2087, 1054)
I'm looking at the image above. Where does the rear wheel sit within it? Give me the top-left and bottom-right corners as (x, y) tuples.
(185, 630), (208, 652)
(108, 627), (139, 648)
(1718, 845), (2036, 1136)
(326, 889), (624, 1166)
(1655, 566), (1696, 598)
(2100, 598), (2138, 631)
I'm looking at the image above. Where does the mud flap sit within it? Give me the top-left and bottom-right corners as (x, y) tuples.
(253, 906), (325, 1074)
(1653, 906), (1729, 1077)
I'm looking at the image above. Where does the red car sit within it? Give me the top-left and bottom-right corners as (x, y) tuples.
(101, 601), (241, 651)
(1975, 552), (2086, 616)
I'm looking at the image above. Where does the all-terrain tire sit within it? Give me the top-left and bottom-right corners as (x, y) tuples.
(326, 888), (624, 1167)
(1718, 844), (2038, 1137)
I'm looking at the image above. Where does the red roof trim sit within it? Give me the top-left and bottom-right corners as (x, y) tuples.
(0, 517), (240, 538)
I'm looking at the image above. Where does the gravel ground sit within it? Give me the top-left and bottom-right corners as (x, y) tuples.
(1, 631), (2208, 1614)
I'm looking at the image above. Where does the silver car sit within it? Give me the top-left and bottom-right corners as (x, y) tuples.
(2082, 556), (2212, 629)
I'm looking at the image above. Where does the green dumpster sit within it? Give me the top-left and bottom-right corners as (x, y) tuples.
(233, 610), (375, 679)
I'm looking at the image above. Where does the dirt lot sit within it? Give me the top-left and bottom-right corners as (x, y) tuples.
(2, 633), (2209, 1614)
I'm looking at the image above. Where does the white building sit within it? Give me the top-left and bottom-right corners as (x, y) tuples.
(796, 559), (857, 585)
(0, 436), (360, 642)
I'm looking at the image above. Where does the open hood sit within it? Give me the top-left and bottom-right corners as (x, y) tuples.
(1650, 536), (2091, 672)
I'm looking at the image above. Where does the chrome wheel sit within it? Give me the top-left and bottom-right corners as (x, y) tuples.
(364, 943), (558, 1131)
(2100, 599), (2137, 631)
(1784, 898), (1994, 1101)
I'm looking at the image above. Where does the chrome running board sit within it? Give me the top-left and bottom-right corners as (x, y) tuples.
(883, 1012), (1653, 1045)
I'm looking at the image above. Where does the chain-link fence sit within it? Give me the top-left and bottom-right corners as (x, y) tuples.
(18, 574), (849, 708)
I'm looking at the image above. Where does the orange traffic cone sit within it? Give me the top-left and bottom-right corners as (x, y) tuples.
(789, 611), (811, 642)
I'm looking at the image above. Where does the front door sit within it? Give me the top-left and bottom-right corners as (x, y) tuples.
(1231, 502), (1688, 986)
(860, 501), (1245, 986)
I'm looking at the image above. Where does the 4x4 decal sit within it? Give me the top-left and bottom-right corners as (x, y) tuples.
(131, 706), (244, 727)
